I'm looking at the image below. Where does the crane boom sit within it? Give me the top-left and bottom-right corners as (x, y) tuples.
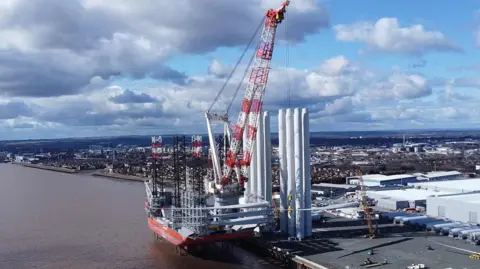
(221, 1), (290, 188)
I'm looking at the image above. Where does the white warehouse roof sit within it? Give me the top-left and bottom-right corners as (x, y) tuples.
(363, 174), (415, 182)
(349, 180), (380, 186)
(437, 192), (480, 204)
(423, 171), (462, 177)
(367, 188), (451, 201)
(410, 178), (480, 192)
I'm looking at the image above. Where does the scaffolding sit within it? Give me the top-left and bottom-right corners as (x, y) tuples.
(180, 191), (209, 235)
(173, 136), (187, 226)
(189, 135), (205, 195)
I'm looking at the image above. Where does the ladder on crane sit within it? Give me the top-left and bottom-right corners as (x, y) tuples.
(205, 1), (290, 195)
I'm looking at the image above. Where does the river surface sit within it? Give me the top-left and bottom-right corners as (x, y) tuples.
(0, 164), (279, 269)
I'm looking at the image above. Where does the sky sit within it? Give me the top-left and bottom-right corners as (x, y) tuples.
(0, 0), (480, 140)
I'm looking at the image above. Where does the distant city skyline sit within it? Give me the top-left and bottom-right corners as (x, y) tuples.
(0, 0), (479, 140)
(3, 128), (480, 143)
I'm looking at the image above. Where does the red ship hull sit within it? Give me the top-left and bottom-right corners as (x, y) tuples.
(148, 218), (253, 248)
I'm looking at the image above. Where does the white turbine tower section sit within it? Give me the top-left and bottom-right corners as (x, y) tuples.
(278, 109), (288, 232)
(285, 108), (296, 237)
(250, 141), (257, 202)
(243, 131), (250, 202)
(263, 111), (272, 203)
(293, 108), (304, 239)
(302, 108), (312, 237)
(256, 116), (265, 200)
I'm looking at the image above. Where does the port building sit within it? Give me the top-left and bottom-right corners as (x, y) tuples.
(414, 171), (464, 181)
(366, 188), (451, 210)
(347, 174), (417, 186)
(311, 183), (358, 197)
(409, 178), (480, 193)
(427, 192), (480, 224)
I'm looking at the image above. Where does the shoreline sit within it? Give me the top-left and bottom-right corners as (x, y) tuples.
(13, 163), (147, 182)
(21, 163), (78, 173)
(92, 171), (147, 182)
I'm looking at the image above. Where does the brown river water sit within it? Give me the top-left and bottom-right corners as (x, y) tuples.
(0, 164), (279, 269)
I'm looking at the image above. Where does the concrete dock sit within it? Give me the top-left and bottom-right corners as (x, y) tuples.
(238, 214), (480, 269)
(92, 172), (147, 182)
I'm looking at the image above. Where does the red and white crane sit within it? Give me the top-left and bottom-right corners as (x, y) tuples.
(206, 1), (290, 194)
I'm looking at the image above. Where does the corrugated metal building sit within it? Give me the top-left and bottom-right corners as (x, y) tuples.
(311, 183), (358, 197)
(376, 197), (410, 211)
(367, 188), (450, 210)
(415, 171), (464, 181)
(409, 178), (480, 193)
(347, 174), (417, 186)
(427, 192), (480, 224)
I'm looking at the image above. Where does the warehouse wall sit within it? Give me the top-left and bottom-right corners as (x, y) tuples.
(364, 177), (417, 186)
(427, 195), (480, 224)
(377, 198), (409, 210)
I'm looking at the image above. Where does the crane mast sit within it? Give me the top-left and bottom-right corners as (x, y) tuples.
(211, 1), (289, 193)
(206, 1), (289, 193)
(356, 168), (375, 239)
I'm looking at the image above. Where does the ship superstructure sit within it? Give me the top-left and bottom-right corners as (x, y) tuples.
(145, 1), (290, 250)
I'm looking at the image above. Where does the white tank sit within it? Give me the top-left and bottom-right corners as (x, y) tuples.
(449, 226), (477, 237)
(433, 222), (460, 232)
(256, 114), (265, 200)
(460, 229), (480, 240)
(285, 108), (295, 237)
(469, 231), (480, 241)
(263, 112), (272, 203)
(401, 216), (428, 224)
(441, 224), (470, 235)
(301, 108), (312, 237)
(394, 215), (419, 223)
(277, 109), (288, 232)
(293, 108), (304, 239)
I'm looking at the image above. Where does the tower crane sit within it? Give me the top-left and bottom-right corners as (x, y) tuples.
(205, 1), (290, 195)
(356, 168), (375, 239)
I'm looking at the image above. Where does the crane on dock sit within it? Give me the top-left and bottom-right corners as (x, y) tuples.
(205, 1), (290, 195)
(356, 168), (375, 239)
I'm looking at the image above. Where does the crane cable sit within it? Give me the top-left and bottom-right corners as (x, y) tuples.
(284, 11), (291, 108)
(226, 46), (256, 114)
(208, 18), (265, 113)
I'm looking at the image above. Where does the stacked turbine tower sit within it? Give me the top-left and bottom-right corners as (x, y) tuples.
(243, 108), (312, 239)
(277, 108), (312, 239)
(243, 111), (272, 204)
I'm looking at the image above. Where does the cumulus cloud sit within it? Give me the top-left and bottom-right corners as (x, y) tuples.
(0, 0), (473, 138)
(0, 101), (33, 119)
(334, 18), (460, 55)
(0, 54), (449, 139)
(109, 89), (158, 104)
(0, 0), (328, 98)
(208, 59), (230, 79)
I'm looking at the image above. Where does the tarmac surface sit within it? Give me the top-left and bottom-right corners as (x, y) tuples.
(304, 232), (480, 269)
